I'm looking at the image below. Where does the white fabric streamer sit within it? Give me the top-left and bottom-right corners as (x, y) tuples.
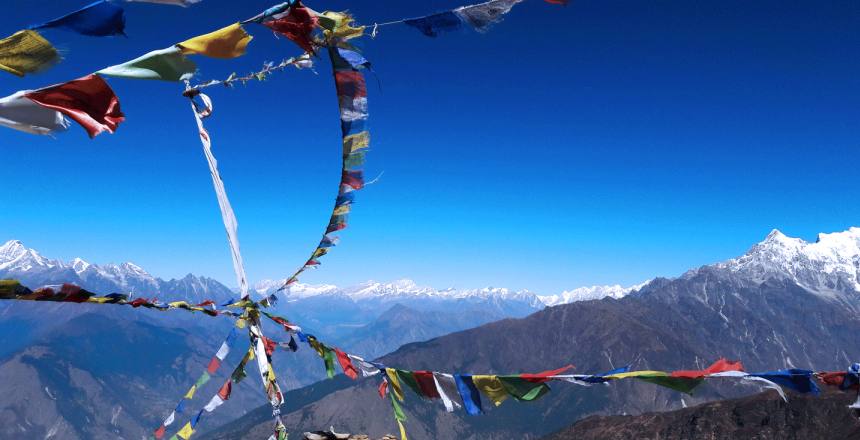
(0, 91), (69, 135)
(433, 373), (462, 412)
(189, 93), (250, 299)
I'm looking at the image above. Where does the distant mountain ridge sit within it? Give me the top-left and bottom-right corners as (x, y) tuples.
(0, 240), (235, 304)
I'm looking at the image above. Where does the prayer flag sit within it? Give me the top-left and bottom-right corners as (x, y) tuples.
(454, 374), (483, 415)
(31, 1), (126, 37)
(262, 1), (318, 53)
(498, 376), (551, 401)
(178, 23), (252, 59)
(673, 358), (744, 379)
(472, 375), (509, 406)
(413, 371), (442, 399)
(335, 349), (359, 380)
(0, 30), (60, 77)
(98, 47), (197, 81)
(177, 422), (194, 440)
(405, 11), (463, 37)
(750, 369), (820, 394)
(25, 74), (124, 138)
(433, 373), (462, 412)
(454, 0), (524, 33)
(386, 368), (405, 402)
(0, 91), (69, 135)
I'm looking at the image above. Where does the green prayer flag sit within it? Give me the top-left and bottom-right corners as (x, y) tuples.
(97, 47), (197, 81)
(498, 376), (551, 401)
(195, 371), (211, 388)
(396, 370), (424, 397)
(390, 392), (406, 422)
(635, 376), (703, 394)
(324, 349), (336, 378)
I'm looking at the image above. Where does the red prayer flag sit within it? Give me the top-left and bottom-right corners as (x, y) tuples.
(342, 170), (364, 190)
(334, 71), (367, 98)
(671, 358), (744, 379)
(154, 425), (166, 440)
(129, 298), (149, 307)
(545, 0), (569, 4)
(335, 348), (359, 380)
(378, 378), (389, 399)
(413, 371), (441, 399)
(263, 1), (318, 53)
(206, 357), (221, 374)
(25, 74), (124, 138)
(262, 336), (278, 357)
(217, 380), (232, 400)
(818, 372), (847, 388)
(196, 300), (215, 308)
(521, 364), (575, 383)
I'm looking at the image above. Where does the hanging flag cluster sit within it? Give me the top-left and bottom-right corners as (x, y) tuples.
(0, 19), (255, 137)
(0, 0), (206, 78)
(153, 327), (239, 440)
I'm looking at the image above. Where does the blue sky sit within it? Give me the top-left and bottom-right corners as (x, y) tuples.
(1, 0), (858, 294)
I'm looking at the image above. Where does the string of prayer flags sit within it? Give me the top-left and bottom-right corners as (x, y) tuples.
(153, 328), (238, 439)
(178, 23), (253, 59)
(260, 0), (319, 53)
(0, 91), (69, 135)
(0, 30), (61, 77)
(125, 0), (203, 6)
(30, 0), (127, 37)
(278, 41), (371, 292)
(97, 47), (197, 81)
(25, 74), (125, 138)
(0, 280), (239, 317)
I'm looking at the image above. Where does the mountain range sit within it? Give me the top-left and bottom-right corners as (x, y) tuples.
(0, 239), (642, 439)
(199, 227), (860, 440)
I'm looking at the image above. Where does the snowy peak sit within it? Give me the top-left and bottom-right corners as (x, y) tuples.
(0, 240), (59, 271)
(716, 227), (860, 293)
(0, 239), (234, 301)
(538, 281), (650, 307)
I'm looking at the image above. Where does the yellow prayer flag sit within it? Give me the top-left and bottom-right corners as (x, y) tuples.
(177, 422), (194, 440)
(0, 30), (59, 77)
(87, 297), (112, 304)
(605, 370), (668, 380)
(333, 205), (350, 216)
(319, 11), (365, 41)
(184, 385), (197, 399)
(343, 131), (370, 154)
(386, 368), (405, 402)
(471, 375), (509, 407)
(177, 23), (252, 59)
(398, 420), (408, 440)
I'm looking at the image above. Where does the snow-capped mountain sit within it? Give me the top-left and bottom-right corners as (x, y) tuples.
(0, 240), (234, 303)
(538, 281), (650, 307)
(705, 228), (860, 295)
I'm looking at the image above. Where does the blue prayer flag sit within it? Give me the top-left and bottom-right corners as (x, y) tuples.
(454, 374), (483, 415)
(31, 1), (126, 37)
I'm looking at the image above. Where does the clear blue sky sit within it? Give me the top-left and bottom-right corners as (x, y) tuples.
(1, 0), (858, 294)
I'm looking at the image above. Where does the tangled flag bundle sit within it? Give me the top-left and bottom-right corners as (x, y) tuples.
(2, 1), (858, 440)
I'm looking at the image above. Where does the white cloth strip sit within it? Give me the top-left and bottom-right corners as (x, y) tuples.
(0, 91), (69, 135)
(189, 94), (251, 299)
